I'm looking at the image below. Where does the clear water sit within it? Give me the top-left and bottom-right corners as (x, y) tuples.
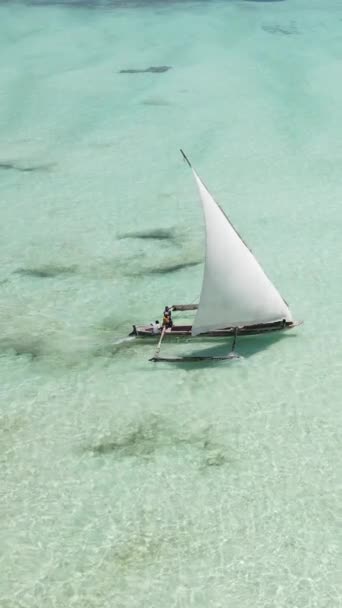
(1, 1), (341, 606)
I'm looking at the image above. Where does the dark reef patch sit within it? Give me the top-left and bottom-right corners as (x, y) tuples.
(141, 97), (171, 106)
(262, 23), (298, 35)
(119, 66), (172, 74)
(21, 0), (274, 8)
(118, 228), (176, 241)
(0, 161), (53, 173)
(0, 414), (25, 460)
(88, 424), (158, 458)
(84, 416), (229, 469)
(147, 260), (201, 274)
(243, 0), (285, 3)
(14, 265), (78, 279)
(0, 337), (44, 360)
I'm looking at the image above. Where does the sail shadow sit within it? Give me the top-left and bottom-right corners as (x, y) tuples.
(156, 333), (294, 370)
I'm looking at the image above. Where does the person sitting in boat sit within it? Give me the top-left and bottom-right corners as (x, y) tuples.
(150, 320), (160, 334)
(163, 306), (173, 329)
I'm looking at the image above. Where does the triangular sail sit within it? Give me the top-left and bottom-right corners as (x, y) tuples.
(191, 169), (292, 336)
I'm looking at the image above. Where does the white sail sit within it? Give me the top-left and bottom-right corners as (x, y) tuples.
(191, 170), (292, 336)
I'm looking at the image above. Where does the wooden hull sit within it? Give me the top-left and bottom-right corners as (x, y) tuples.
(129, 320), (302, 339)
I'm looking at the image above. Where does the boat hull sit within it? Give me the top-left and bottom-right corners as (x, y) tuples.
(129, 320), (302, 338)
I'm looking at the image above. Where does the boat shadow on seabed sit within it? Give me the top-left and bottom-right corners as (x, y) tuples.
(149, 332), (297, 370)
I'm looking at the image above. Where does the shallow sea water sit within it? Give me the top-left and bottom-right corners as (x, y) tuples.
(1, 0), (342, 606)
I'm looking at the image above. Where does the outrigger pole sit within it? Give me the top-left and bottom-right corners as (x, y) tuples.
(232, 328), (238, 352)
(149, 326), (166, 362)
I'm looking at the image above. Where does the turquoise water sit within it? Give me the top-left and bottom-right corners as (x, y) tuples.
(1, 1), (341, 606)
